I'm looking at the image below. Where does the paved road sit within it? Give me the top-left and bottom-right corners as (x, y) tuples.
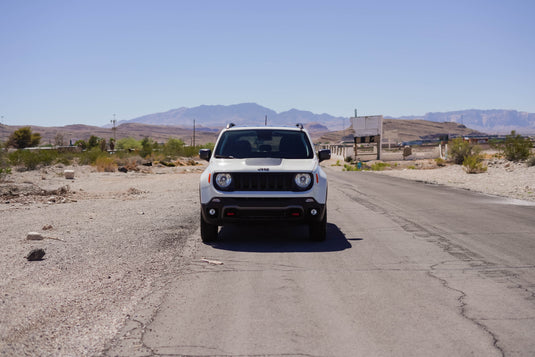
(106, 168), (535, 357)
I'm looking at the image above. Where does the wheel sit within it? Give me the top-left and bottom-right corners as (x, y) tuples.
(309, 210), (327, 241)
(200, 212), (218, 243)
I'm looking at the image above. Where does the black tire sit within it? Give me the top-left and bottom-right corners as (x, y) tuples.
(200, 212), (218, 243)
(309, 210), (327, 241)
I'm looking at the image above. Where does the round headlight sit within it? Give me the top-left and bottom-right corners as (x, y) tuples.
(215, 173), (232, 188)
(294, 173), (312, 189)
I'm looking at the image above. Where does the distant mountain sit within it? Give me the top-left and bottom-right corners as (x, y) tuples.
(114, 105), (535, 134)
(388, 109), (535, 134)
(117, 103), (347, 131)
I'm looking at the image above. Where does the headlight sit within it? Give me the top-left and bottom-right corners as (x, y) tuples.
(215, 173), (232, 189)
(294, 173), (312, 190)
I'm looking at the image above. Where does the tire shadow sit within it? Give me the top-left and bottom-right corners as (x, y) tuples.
(208, 223), (356, 253)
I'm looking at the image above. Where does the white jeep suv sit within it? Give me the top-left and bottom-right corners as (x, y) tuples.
(199, 124), (331, 242)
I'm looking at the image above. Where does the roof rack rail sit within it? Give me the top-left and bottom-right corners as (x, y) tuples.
(226, 123), (236, 129)
(296, 123), (304, 129)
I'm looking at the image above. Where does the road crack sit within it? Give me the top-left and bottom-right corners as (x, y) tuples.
(428, 262), (505, 357)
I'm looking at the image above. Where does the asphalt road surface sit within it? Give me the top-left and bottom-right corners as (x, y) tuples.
(105, 168), (535, 357)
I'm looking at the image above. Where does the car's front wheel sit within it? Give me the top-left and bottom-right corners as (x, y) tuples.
(200, 212), (218, 243)
(309, 210), (327, 241)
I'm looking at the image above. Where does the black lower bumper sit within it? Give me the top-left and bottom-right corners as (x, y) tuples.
(201, 197), (326, 225)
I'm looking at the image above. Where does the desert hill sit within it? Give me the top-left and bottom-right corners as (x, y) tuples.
(316, 119), (483, 144)
(1, 119), (484, 147)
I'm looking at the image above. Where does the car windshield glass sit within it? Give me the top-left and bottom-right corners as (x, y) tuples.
(214, 130), (314, 159)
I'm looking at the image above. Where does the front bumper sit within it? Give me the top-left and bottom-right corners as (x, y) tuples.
(201, 197), (326, 225)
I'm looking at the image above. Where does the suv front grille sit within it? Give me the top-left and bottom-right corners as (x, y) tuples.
(233, 173), (294, 191)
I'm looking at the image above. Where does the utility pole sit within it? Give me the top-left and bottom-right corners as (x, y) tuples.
(110, 114), (117, 152)
(193, 119), (196, 147)
(265, 115), (267, 126)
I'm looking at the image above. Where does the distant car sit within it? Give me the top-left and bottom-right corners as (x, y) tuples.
(199, 124), (331, 242)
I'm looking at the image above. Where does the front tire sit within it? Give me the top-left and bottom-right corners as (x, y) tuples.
(201, 212), (218, 243)
(309, 210), (327, 241)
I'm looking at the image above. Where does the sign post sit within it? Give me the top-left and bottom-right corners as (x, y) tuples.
(351, 115), (383, 160)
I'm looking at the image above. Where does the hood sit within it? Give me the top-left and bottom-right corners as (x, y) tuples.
(211, 158), (317, 172)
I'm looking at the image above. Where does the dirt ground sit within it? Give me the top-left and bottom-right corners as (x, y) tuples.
(0, 163), (205, 356)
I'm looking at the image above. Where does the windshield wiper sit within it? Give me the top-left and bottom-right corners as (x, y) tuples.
(214, 155), (235, 159)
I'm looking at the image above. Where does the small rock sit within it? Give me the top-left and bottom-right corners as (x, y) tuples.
(26, 248), (45, 261)
(27, 232), (44, 240)
(42, 225), (53, 231)
(64, 170), (75, 179)
(118, 167), (128, 173)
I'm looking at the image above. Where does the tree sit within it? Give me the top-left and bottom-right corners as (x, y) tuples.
(117, 137), (142, 151)
(7, 127), (41, 148)
(88, 135), (101, 149)
(54, 133), (65, 146)
(163, 138), (185, 157)
(140, 137), (155, 158)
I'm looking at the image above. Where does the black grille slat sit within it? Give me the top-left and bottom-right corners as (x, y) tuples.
(233, 173), (295, 191)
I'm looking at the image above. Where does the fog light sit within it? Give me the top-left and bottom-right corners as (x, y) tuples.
(310, 209), (318, 216)
(209, 208), (216, 216)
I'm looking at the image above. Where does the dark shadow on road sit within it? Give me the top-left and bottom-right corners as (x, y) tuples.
(208, 223), (355, 253)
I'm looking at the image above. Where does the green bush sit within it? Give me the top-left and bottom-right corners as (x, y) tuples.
(463, 152), (487, 174)
(8, 149), (57, 170)
(79, 147), (107, 165)
(163, 138), (185, 157)
(0, 148), (10, 181)
(117, 137), (142, 151)
(501, 130), (532, 162)
(449, 137), (473, 164)
(435, 158), (446, 167)
(370, 162), (390, 171)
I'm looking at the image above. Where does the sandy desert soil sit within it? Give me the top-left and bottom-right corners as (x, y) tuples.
(372, 159), (535, 202)
(0, 163), (205, 356)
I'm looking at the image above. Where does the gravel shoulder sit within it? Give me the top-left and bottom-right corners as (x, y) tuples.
(326, 158), (535, 202)
(374, 160), (535, 202)
(0, 163), (205, 356)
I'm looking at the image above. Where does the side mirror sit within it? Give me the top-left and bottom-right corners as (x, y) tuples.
(318, 149), (331, 162)
(199, 149), (212, 161)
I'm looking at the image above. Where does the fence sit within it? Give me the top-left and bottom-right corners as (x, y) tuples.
(318, 144), (445, 161)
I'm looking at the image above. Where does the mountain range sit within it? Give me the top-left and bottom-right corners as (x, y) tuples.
(116, 104), (535, 134)
(114, 103), (349, 132)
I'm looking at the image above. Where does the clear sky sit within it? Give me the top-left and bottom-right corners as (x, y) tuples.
(1, 0), (534, 127)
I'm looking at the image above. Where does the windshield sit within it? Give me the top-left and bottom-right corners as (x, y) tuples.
(214, 129), (314, 159)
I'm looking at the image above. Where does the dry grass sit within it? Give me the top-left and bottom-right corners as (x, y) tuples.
(95, 156), (118, 172)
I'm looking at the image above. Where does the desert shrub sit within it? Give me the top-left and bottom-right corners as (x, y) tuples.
(449, 137), (474, 164)
(343, 164), (359, 171)
(344, 156), (352, 163)
(435, 158), (446, 167)
(370, 162), (390, 171)
(79, 147), (107, 165)
(8, 149), (57, 170)
(462, 152), (487, 174)
(501, 130), (532, 162)
(0, 149), (10, 181)
(527, 156), (535, 167)
(163, 138), (186, 157)
(95, 156), (117, 172)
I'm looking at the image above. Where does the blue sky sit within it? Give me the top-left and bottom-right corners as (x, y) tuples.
(1, 0), (534, 127)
